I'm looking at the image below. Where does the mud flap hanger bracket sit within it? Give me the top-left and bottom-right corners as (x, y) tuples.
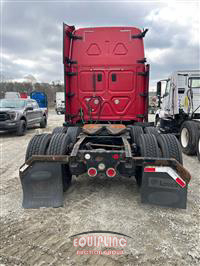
(133, 157), (191, 186)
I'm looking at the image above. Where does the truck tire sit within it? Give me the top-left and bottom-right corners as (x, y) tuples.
(197, 133), (200, 161)
(47, 133), (71, 155)
(138, 134), (160, 157)
(52, 127), (68, 134)
(25, 133), (52, 161)
(47, 133), (72, 191)
(144, 126), (159, 136)
(129, 126), (143, 146)
(66, 127), (82, 144)
(157, 134), (183, 164)
(136, 134), (160, 186)
(40, 115), (47, 128)
(180, 121), (198, 155)
(16, 120), (27, 136)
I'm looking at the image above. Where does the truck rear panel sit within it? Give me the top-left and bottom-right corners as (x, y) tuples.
(64, 25), (149, 124)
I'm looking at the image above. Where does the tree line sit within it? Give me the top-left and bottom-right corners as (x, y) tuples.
(0, 82), (64, 107)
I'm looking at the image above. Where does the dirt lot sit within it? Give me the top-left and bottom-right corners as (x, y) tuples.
(0, 111), (199, 266)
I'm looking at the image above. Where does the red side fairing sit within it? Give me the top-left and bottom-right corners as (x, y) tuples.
(64, 26), (148, 124)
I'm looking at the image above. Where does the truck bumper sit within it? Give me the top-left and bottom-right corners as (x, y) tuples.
(0, 120), (19, 131)
(19, 156), (191, 209)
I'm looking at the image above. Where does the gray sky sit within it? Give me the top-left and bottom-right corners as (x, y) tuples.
(1, 0), (200, 90)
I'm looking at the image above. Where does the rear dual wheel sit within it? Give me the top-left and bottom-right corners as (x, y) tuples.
(157, 134), (183, 164)
(25, 133), (72, 191)
(142, 128), (183, 164)
(144, 126), (159, 136)
(139, 134), (160, 157)
(52, 126), (68, 134)
(67, 127), (82, 144)
(47, 133), (71, 155)
(128, 126), (143, 146)
(52, 126), (81, 145)
(136, 134), (160, 186)
(25, 133), (51, 161)
(129, 126), (160, 145)
(47, 133), (72, 191)
(136, 132), (183, 187)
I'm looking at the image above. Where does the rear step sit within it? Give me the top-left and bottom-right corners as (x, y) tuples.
(19, 156), (191, 209)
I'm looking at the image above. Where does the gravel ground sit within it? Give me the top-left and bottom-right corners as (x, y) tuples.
(0, 111), (199, 266)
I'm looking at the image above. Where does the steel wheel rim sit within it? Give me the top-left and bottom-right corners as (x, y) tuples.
(181, 128), (189, 148)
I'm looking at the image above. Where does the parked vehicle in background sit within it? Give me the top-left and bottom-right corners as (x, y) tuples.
(149, 106), (156, 114)
(5, 92), (20, 99)
(30, 91), (48, 117)
(20, 92), (28, 99)
(55, 92), (65, 114)
(155, 70), (200, 159)
(0, 98), (47, 136)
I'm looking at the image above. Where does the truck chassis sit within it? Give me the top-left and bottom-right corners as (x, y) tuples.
(20, 125), (190, 209)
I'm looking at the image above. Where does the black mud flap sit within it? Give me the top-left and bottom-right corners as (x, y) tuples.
(141, 171), (187, 209)
(20, 162), (63, 209)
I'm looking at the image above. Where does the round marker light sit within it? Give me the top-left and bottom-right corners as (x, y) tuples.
(98, 163), (105, 170)
(114, 99), (120, 105)
(94, 99), (99, 105)
(112, 154), (119, 160)
(85, 154), (91, 160)
(88, 167), (97, 177)
(106, 168), (116, 177)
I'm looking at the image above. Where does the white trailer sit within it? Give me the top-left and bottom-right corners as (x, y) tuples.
(155, 70), (200, 160)
(55, 92), (65, 114)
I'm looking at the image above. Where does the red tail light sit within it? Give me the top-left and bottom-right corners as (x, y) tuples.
(144, 167), (156, 172)
(112, 154), (119, 160)
(106, 168), (116, 177)
(88, 167), (97, 177)
(176, 177), (186, 188)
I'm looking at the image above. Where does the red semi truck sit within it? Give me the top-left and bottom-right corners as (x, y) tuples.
(20, 24), (191, 209)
